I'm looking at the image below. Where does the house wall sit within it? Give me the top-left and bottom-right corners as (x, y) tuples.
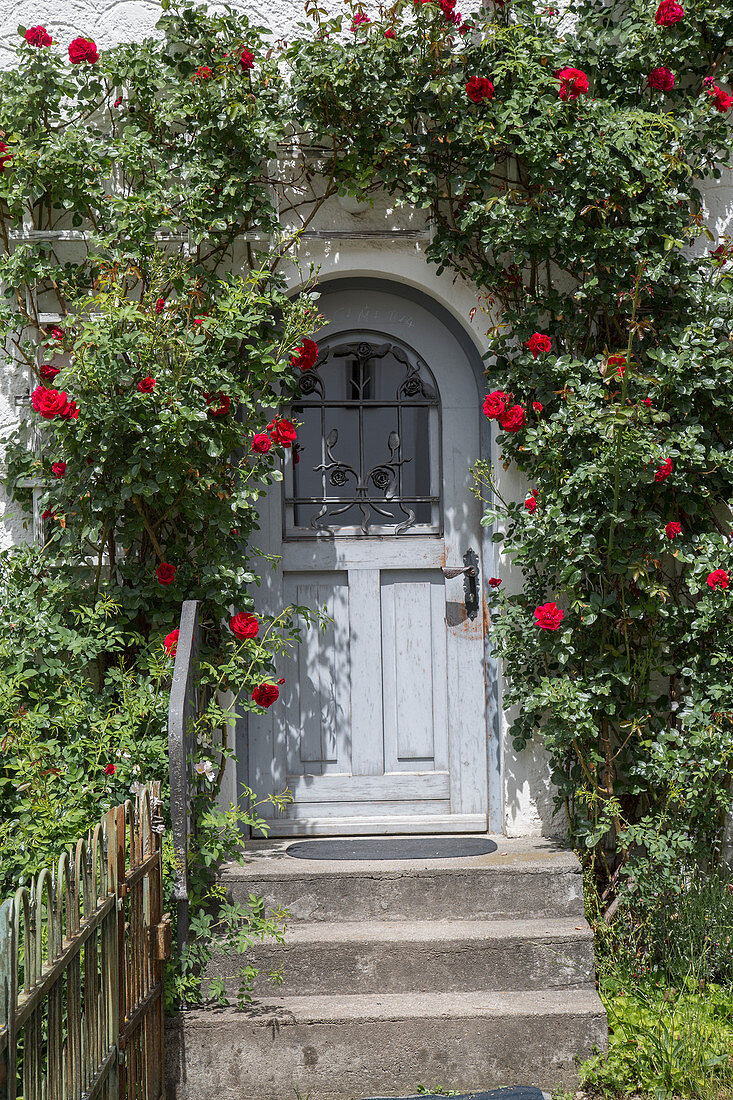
(1, 0), (731, 839)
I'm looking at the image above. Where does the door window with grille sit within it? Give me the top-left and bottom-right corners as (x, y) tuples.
(284, 336), (441, 537)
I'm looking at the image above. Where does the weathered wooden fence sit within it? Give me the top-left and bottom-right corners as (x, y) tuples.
(0, 783), (170, 1100)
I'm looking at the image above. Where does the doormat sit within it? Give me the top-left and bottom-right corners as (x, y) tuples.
(285, 837), (498, 861)
(364, 1088), (548, 1100)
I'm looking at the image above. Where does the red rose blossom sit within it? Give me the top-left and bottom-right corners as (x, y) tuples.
(164, 629), (179, 657)
(252, 682), (279, 708)
(655, 0), (683, 24)
(534, 602), (565, 630)
(498, 404), (526, 433)
(665, 521), (682, 540)
(268, 417), (297, 447)
(648, 67), (675, 91)
(252, 432), (272, 454)
(488, 577), (502, 588)
(104, 763), (116, 777)
(32, 386), (71, 419)
(708, 85), (733, 113)
(557, 67), (589, 101)
(526, 333), (552, 358)
(68, 37), (99, 64)
(607, 354), (626, 377)
(39, 364), (60, 381)
(642, 397), (653, 407)
(352, 12), (371, 29)
(483, 391), (508, 420)
(156, 562), (176, 585)
(240, 49), (255, 70)
(385, 27), (396, 37)
(137, 376), (156, 393)
(532, 401), (543, 413)
(42, 508), (56, 521)
(61, 399), (79, 420)
(291, 338), (319, 371)
(466, 77), (495, 104)
(654, 457), (673, 482)
(25, 26), (52, 47)
(49, 325), (64, 344)
(707, 569), (729, 590)
(51, 461), (67, 478)
(0, 143), (12, 173)
(230, 611), (259, 639)
(155, 297), (165, 313)
(525, 495), (538, 514)
(194, 65), (213, 81)
(205, 392), (231, 417)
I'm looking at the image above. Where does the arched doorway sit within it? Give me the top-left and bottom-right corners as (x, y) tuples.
(246, 281), (491, 834)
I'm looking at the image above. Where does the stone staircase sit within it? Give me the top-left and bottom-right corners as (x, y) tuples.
(165, 837), (607, 1100)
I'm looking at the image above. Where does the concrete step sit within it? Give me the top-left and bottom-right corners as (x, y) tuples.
(204, 917), (596, 996)
(165, 988), (608, 1100)
(219, 837), (585, 923)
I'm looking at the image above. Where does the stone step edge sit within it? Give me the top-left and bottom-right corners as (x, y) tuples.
(219, 856), (581, 882)
(167, 987), (606, 1028)
(237, 916), (594, 946)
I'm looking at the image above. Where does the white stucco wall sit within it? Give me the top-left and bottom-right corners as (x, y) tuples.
(1, 0), (729, 839)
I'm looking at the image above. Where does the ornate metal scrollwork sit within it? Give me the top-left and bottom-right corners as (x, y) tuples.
(288, 338), (441, 535)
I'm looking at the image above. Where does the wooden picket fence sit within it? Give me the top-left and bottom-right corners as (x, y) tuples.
(0, 783), (170, 1100)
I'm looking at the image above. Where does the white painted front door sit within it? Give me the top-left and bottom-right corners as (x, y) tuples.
(248, 284), (488, 835)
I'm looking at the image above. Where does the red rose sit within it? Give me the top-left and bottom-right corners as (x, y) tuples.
(137, 376), (156, 393)
(291, 338), (319, 371)
(0, 142), (13, 172)
(525, 495), (537, 514)
(252, 682), (279, 708)
(654, 458), (673, 482)
(483, 390), (508, 420)
(268, 417), (297, 447)
(642, 397), (653, 407)
(33, 387), (71, 419)
(240, 49), (255, 70)
(252, 432), (272, 453)
(194, 65), (213, 80)
(156, 562), (176, 585)
(230, 611), (259, 639)
(61, 400), (79, 420)
(607, 354), (626, 377)
(39, 364), (60, 381)
(708, 85), (733, 114)
(385, 27), (396, 37)
(466, 77), (495, 104)
(498, 404), (525, 432)
(532, 401), (543, 413)
(648, 67), (675, 90)
(488, 577), (502, 588)
(104, 763), (116, 777)
(114, 95), (123, 107)
(526, 333), (552, 358)
(49, 325), (64, 344)
(42, 508), (56, 521)
(535, 602), (565, 630)
(655, 0), (683, 24)
(440, 0), (462, 26)
(164, 629), (179, 657)
(352, 12), (371, 29)
(665, 521), (682, 540)
(707, 569), (729, 590)
(51, 461), (67, 478)
(557, 67), (589, 101)
(155, 298), (165, 313)
(25, 25), (52, 47)
(205, 392), (231, 417)
(68, 37), (99, 64)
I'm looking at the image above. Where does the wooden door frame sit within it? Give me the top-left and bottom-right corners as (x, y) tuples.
(234, 276), (503, 835)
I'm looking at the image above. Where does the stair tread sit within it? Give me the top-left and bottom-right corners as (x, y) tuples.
(175, 987), (606, 1026)
(220, 836), (579, 880)
(267, 917), (593, 944)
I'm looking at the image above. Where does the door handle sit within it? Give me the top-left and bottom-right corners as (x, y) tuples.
(442, 549), (480, 620)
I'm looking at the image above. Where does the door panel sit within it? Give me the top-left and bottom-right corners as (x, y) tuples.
(380, 571), (448, 773)
(247, 286), (489, 836)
